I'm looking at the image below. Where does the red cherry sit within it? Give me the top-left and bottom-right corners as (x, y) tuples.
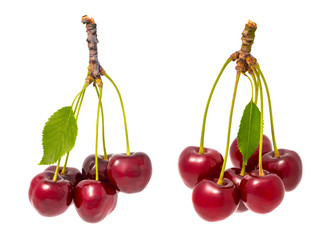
(81, 154), (112, 182)
(29, 171), (73, 217)
(192, 179), (240, 221)
(29, 171), (47, 203)
(45, 166), (83, 188)
(230, 135), (272, 171)
(178, 146), (223, 189)
(74, 180), (118, 223)
(262, 149), (302, 191)
(224, 168), (248, 212)
(240, 170), (285, 214)
(107, 152), (152, 193)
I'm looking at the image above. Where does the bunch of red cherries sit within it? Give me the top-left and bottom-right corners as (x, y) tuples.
(179, 139), (302, 221)
(178, 20), (302, 221)
(28, 15), (152, 224)
(29, 152), (152, 223)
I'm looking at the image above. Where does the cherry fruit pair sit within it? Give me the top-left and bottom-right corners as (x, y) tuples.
(178, 20), (302, 221)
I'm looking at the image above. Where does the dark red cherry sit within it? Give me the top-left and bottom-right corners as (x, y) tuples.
(262, 149), (302, 191)
(45, 166), (83, 188)
(29, 171), (47, 203)
(74, 180), (118, 223)
(240, 170), (285, 214)
(29, 171), (73, 217)
(81, 154), (112, 182)
(230, 135), (272, 171)
(224, 168), (248, 212)
(178, 146), (223, 189)
(107, 152), (152, 193)
(192, 179), (240, 221)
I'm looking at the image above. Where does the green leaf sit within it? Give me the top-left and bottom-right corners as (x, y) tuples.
(237, 101), (261, 165)
(39, 106), (78, 165)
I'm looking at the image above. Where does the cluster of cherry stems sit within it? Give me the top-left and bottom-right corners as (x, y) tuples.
(28, 20), (302, 224)
(178, 59), (302, 221)
(28, 72), (152, 223)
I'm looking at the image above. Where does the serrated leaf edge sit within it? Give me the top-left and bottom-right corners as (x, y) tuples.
(237, 101), (262, 165)
(39, 106), (78, 165)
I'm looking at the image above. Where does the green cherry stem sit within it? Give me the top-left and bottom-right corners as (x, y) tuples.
(95, 86), (103, 181)
(255, 65), (280, 158)
(52, 158), (62, 182)
(76, 89), (86, 119)
(104, 73), (130, 156)
(217, 71), (241, 185)
(61, 83), (89, 175)
(95, 85), (108, 159)
(239, 73), (254, 177)
(62, 89), (86, 174)
(72, 82), (89, 108)
(72, 91), (82, 109)
(198, 58), (232, 154)
(256, 69), (264, 176)
(240, 162), (246, 176)
(73, 92), (83, 115)
(243, 73), (254, 102)
(251, 71), (259, 105)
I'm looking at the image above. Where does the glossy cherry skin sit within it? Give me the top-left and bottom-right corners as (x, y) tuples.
(262, 149), (302, 191)
(178, 146), (223, 189)
(224, 168), (248, 212)
(82, 154), (112, 182)
(192, 179), (240, 221)
(240, 170), (285, 214)
(45, 166), (83, 188)
(29, 171), (73, 217)
(74, 180), (118, 223)
(107, 152), (152, 193)
(230, 135), (272, 172)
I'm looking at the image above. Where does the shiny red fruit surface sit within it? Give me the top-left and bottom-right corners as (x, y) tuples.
(224, 168), (248, 212)
(74, 180), (118, 223)
(29, 171), (73, 217)
(107, 152), (152, 193)
(262, 149), (302, 191)
(45, 166), (83, 188)
(192, 179), (240, 221)
(240, 170), (285, 214)
(178, 146), (223, 189)
(81, 154), (112, 182)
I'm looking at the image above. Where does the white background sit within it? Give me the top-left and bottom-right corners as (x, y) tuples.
(1, 0), (326, 239)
